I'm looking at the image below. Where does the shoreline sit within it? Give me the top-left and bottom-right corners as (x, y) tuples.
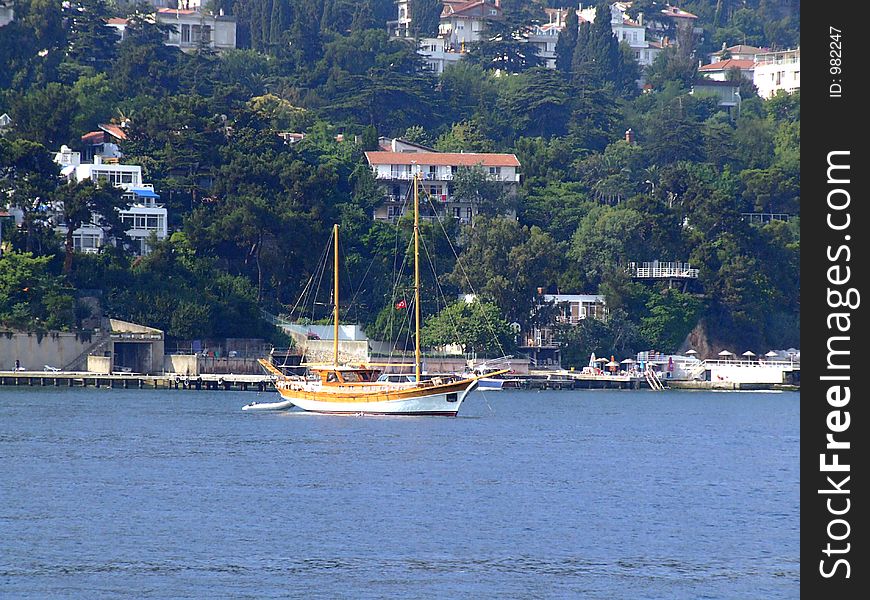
(0, 370), (798, 393)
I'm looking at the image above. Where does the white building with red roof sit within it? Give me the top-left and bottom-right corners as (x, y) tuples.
(608, 2), (663, 67)
(698, 58), (755, 82)
(708, 43), (769, 64)
(365, 142), (520, 223)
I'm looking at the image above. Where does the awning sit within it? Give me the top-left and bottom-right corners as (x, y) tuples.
(131, 188), (160, 199)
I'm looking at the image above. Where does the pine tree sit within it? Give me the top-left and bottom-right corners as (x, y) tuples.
(65, 0), (118, 70)
(410, 0), (442, 37)
(554, 8), (578, 75)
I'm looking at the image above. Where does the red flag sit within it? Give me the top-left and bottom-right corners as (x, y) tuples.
(395, 299), (407, 309)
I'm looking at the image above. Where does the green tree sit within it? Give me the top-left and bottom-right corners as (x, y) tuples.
(0, 251), (75, 331)
(639, 288), (703, 352)
(434, 120), (494, 152)
(451, 165), (513, 216)
(409, 0), (442, 37)
(9, 83), (78, 147)
(64, 0), (118, 71)
(421, 298), (513, 356)
(554, 8), (578, 75)
(0, 138), (61, 255)
(494, 68), (572, 139)
(450, 217), (560, 325)
(56, 179), (128, 274)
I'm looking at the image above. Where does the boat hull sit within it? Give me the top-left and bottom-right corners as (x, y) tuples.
(477, 377), (504, 390)
(275, 379), (479, 416)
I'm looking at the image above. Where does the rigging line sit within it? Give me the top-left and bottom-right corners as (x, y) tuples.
(346, 253), (377, 319)
(424, 193), (507, 358)
(287, 231), (332, 320)
(308, 230), (333, 325)
(419, 232), (465, 357)
(385, 237), (415, 368)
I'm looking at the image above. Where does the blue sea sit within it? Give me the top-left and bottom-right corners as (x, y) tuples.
(0, 388), (799, 598)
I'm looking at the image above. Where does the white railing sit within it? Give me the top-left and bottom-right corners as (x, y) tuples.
(633, 266), (699, 279)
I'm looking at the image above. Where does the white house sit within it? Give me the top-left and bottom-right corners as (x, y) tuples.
(0, 0), (13, 27)
(608, 2), (662, 67)
(545, 294), (608, 323)
(698, 58), (755, 82)
(691, 79), (741, 108)
(389, 0), (414, 38)
(417, 36), (463, 74)
(708, 43), (768, 64)
(439, 0), (504, 49)
(156, 7), (236, 52)
(106, 17), (129, 41)
(54, 147), (168, 256)
(753, 48), (800, 99)
(365, 145), (520, 223)
(520, 292), (608, 367)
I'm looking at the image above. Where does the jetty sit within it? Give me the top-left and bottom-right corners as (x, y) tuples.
(0, 370), (276, 392)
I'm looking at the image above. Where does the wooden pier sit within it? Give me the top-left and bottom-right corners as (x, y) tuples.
(510, 371), (647, 390)
(0, 371), (276, 392)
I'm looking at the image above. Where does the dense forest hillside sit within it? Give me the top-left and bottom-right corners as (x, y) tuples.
(0, 0), (800, 362)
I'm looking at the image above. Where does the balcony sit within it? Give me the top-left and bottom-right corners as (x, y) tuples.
(629, 261), (699, 279)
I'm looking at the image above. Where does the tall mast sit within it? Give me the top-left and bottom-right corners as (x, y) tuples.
(413, 173), (422, 382)
(333, 223), (339, 367)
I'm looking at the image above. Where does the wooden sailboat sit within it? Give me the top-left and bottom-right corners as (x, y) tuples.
(244, 174), (507, 416)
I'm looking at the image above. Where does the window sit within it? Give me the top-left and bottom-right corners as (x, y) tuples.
(202, 25), (211, 43)
(121, 172), (133, 184)
(192, 25), (200, 44)
(181, 24), (191, 43)
(146, 216), (159, 229)
(488, 166), (501, 176)
(466, 207), (473, 219)
(453, 207), (461, 218)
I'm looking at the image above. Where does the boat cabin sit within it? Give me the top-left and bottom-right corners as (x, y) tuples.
(309, 366), (381, 385)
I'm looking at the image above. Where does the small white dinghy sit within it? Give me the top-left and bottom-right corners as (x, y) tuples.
(241, 398), (295, 411)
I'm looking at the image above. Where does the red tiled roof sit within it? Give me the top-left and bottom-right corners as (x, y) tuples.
(81, 131), (105, 144)
(720, 44), (767, 55)
(365, 151), (520, 168)
(106, 17), (128, 25)
(699, 59), (755, 71)
(99, 123), (127, 140)
(660, 6), (697, 18)
(443, 0), (502, 18)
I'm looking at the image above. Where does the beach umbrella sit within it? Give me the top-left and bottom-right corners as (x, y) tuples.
(765, 351), (779, 357)
(595, 357), (608, 363)
(742, 351), (756, 357)
(620, 358), (636, 364)
(718, 350), (733, 356)
(606, 360), (620, 367)
(685, 349), (697, 355)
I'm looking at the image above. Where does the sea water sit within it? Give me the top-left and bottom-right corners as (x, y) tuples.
(0, 388), (799, 598)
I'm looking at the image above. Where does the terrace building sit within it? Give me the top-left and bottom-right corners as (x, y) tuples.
(365, 141), (520, 223)
(54, 146), (168, 256)
(753, 48), (800, 99)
